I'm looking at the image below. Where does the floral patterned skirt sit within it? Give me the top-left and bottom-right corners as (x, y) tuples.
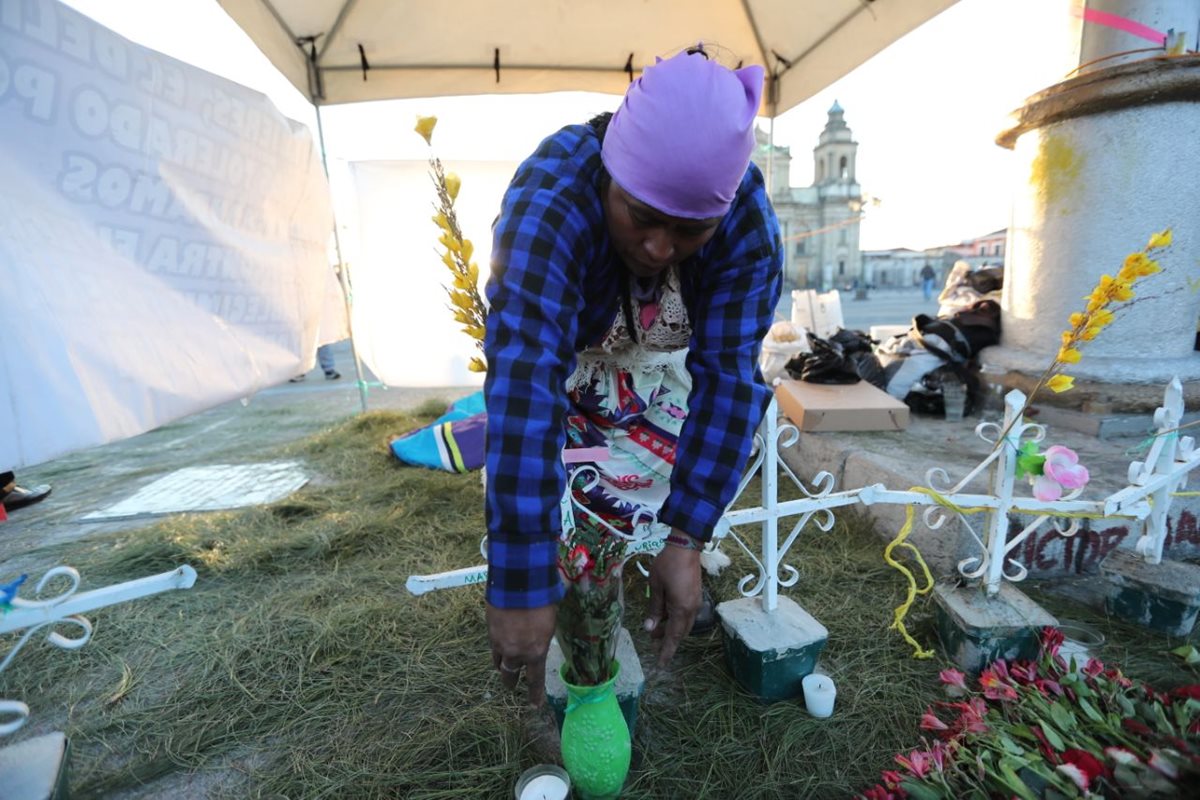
(562, 347), (690, 538)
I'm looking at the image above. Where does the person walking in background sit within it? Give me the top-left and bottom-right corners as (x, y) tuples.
(483, 47), (782, 704)
(1, 470), (51, 513)
(920, 263), (937, 301)
(289, 343), (341, 382)
(317, 343), (340, 380)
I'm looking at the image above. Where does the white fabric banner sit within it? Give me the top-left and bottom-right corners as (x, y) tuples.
(0, 0), (333, 469)
(346, 159), (516, 388)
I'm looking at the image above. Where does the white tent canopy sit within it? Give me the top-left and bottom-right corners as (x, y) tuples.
(216, 0), (959, 114)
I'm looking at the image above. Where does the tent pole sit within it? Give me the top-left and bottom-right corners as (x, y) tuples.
(315, 103), (370, 414)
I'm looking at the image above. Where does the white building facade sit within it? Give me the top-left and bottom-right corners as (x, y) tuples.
(752, 102), (862, 291)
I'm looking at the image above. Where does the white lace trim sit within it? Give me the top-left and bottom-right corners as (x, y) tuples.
(592, 266), (691, 354)
(566, 347), (689, 394)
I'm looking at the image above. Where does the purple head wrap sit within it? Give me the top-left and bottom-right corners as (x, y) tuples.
(601, 51), (764, 219)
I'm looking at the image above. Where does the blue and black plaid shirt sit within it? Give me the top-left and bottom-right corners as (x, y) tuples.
(483, 122), (783, 609)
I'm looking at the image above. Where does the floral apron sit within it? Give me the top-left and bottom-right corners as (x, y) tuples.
(562, 266), (691, 538)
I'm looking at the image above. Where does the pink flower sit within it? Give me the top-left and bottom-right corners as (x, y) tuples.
(1009, 660), (1038, 684)
(945, 698), (990, 735)
(939, 668), (968, 695)
(979, 668), (1018, 701)
(1044, 445), (1090, 489)
(1104, 746), (1138, 766)
(1062, 749), (1107, 784)
(1103, 667), (1133, 689)
(1082, 658), (1104, 679)
(1035, 678), (1064, 697)
(920, 709), (949, 732)
(1032, 474), (1064, 501)
(1041, 627), (1064, 658)
(1056, 763), (1089, 791)
(880, 770), (906, 789)
(895, 749), (933, 779)
(862, 786), (900, 800)
(930, 741), (951, 772)
(1147, 751), (1179, 779)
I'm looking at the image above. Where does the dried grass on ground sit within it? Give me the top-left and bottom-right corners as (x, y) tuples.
(2, 407), (1195, 799)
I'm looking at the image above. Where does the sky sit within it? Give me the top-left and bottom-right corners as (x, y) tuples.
(61, 0), (1081, 252)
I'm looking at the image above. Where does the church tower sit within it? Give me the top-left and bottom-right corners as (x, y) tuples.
(812, 101), (862, 291)
(748, 101), (863, 291)
(814, 100), (857, 186)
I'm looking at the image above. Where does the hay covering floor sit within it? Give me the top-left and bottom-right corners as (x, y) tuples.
(2, 404), (1196, 799)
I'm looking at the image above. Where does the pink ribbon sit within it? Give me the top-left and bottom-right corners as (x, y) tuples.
(1078, 7), (1166, 45)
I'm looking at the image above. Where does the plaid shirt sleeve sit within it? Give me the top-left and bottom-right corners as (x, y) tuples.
(482, 131), (597, 609)
(658, 166), (783, 541)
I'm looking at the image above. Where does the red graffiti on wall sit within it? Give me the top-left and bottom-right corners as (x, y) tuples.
(1020, 522), (1130, 574)
(1015, 508), (1200, 575)
(1166, 510), (1200, 549)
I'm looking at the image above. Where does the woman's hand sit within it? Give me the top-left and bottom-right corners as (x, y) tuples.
(644, 532), (703, 667)
(486, 602), (557, 706)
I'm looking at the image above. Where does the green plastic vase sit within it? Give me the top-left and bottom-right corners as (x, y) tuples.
(560, 661), (631, 800)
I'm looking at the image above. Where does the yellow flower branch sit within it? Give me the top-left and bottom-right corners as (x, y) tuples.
(990, 228), (1173, 448)
(415, 115), (489, 373)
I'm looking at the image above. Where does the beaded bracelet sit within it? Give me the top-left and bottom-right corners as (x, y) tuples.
(664, 532), (705, 551)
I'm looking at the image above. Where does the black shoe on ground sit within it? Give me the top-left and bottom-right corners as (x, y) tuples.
(288, 375), (306, 383)
(324, 370), (341, 380)
(2, 484), (52, 512)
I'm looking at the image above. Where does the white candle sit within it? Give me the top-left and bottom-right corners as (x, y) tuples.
(802, 673), (837, 719)
(519, 773), (568, 800)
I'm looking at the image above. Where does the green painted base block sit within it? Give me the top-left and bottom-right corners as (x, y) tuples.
(717, 596), (828, 702)
(1102, 551), (1200, 636)
(546, 628), (644, 734)
(933, 583), (1058, 674)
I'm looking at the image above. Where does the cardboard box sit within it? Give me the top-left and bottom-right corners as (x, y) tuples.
(775, 379), (909, 432)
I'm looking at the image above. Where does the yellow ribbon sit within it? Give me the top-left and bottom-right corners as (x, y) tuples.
(883, 492), (937, 660)
(884, 486), (1131, 659)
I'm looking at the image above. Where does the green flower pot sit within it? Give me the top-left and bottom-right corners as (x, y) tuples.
(560, 660), (631, 800)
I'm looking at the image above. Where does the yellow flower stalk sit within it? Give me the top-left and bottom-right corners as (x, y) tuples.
(415, 115), (438, 145)
(418, 118), (489, 372)
(1147, 228), (1173, 249)
(1057, 347), (1082, 364)
(1037, 228), (1172, 403)
(1047, 375), (1075, 393)
(990, 228), (1173, 451)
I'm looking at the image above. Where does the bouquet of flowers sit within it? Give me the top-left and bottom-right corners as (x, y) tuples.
(555, 506), (628, 686)
(860, 627), (1200, 799)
